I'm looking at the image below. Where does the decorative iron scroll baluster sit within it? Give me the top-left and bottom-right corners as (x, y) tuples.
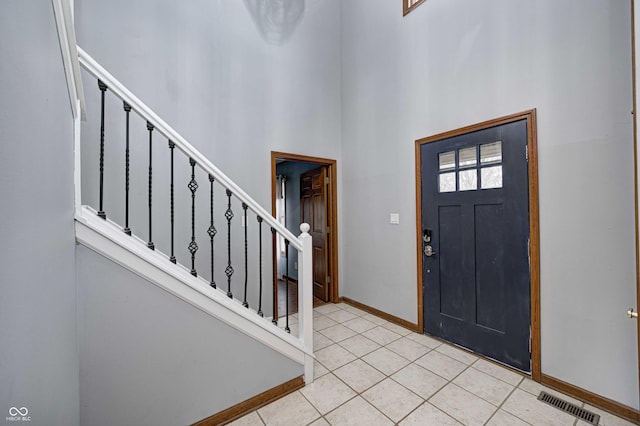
(146, 121), (155, 250)
(271, 227), (277, 325)
(97, 80), (107, 220)
(284, 239), (290, 333)
(188, 158), (199, 277)
(123, 102), (132, 235)
(242, 203), (249, 308)
(225, 190), (234, 298)
(168, 141), (176, 263)
(257, 216), (264, 317)
(208, 175), (216, 288)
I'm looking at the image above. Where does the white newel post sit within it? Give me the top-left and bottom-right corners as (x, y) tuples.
(298, 223), (314, 384)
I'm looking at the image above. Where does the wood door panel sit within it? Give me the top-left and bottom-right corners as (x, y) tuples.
(301, 166), (329, 302)
(312, 196), (324, 234)
(302, 197), (312, 225)
(313, 246), (326, 287)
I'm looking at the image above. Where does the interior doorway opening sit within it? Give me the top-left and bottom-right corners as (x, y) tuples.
(271, 152), (339, 319)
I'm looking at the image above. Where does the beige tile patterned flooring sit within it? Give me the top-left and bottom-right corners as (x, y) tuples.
(230, 303), (634, 426)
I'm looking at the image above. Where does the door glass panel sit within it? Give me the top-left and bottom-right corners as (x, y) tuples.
(439, 172), (456, 192)
(481, 141), (502, 164)
(481, 165), (502, 189)
(459, 169), (477, 191)
(459, 147), (477, 168)
(439, 151), (455, 171)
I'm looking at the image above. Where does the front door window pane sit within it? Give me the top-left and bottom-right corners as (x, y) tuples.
(459, 169), (477, 191)
(481, 165), (503, 189)
(459, 147), (477, 168)
(481, 141), (502, 164)
(439, 151), (455, 171)
(439, 172), (456, 192)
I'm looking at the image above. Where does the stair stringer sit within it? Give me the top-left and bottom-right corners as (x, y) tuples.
(75, 206), (311, 367)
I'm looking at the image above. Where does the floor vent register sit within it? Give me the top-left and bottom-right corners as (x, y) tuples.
(537, 391), (600, 425)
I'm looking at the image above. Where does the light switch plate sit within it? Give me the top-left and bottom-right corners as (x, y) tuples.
(390, 213), (400, 224)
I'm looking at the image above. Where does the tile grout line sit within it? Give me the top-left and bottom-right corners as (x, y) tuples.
(378, 327), (524, 424)
(316, 337), (414, 423)
(482, 376), (531, 425)
(343, 311), (464, 424)
(318, 306), (489, 425)
(421, 357), (478, 424)
(255, 409), (266, 426)
(243, 303), (615, 426)
(470, 358), (528, 387)
(314, 304), (433, 425)
(312, 304), (401, 423)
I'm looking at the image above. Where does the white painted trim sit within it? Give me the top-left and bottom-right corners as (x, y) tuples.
(75, 206), (313, 365)
(298, 224), (314, 383)
(74, 47), (315, 383)
(74, 100), (82, 215)
(76, 47), (302, 250)
(52, 0), (86, 120)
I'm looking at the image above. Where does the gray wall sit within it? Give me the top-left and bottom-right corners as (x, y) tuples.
(0, 2), (79, 426)
(77, 245), (302, 426)
(75, 0), (342, 311)
(341, 0), (638, 410)
(23, 0), (634, 415)
(74, 0), (342, 209)
(276, 161), (319, 280)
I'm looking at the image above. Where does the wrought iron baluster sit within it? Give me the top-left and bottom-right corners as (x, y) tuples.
(188, 158), (199, 277)
(285, 239), (290, 333)
(168, 141), (176, 263)
(257, 216), (264, 317)
(208, 175), (216, 288)
(97, 80), (107, 220)
(146, 121), (155, 250)
(225, 190), (234, 298)
(242, 203), (249, 308)
(271, 227), (277, 325)
(123, 102), (131, 235)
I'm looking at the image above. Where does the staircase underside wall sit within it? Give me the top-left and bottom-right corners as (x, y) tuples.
(77, 245), (302, 426)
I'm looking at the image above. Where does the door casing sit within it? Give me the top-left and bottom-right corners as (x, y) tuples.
(271, 152), (340, 315)
(631, 0), (640, 409)
(414, 109), (540, 380)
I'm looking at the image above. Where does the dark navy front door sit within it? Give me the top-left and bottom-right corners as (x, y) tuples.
(421, 119), (531, 371)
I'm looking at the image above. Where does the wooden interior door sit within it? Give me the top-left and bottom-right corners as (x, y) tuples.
(301, 166), (329, 301)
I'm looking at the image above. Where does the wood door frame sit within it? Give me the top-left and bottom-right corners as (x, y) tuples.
(271, 152), (340, 313)
(632, 0), (640, 410)
(414, 109), (541, 381)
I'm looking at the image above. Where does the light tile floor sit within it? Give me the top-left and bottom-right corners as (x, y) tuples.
(231, 303), (635, 426)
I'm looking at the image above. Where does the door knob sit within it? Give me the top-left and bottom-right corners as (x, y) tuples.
(628, 308), (638, 319)
(424, 245), (437, 257)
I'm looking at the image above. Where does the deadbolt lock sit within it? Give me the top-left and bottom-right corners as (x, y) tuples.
(628, 308), (638, 319)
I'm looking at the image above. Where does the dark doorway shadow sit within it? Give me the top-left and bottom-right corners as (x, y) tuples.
(271, 151), (339, 320)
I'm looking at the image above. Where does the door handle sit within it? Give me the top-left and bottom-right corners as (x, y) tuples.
(424, 245), (437, 257)
(628, 308), (638, 319)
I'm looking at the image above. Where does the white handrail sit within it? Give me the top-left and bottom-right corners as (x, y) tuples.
(52, 0), (86, 120)
(77, 46), (303, 251)
(76, 46), (314, 382)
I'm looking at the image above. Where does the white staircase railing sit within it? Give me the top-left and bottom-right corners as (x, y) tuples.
(56, 0), (314, 381)
(75, 48), (314, 382)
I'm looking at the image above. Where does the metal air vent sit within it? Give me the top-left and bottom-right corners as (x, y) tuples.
(537, 391), (600, 425)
